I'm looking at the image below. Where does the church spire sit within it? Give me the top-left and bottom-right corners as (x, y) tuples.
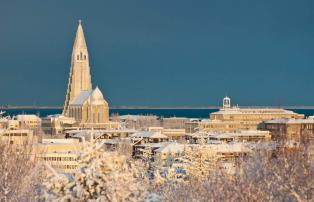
(72, 20), (87, 51)
(63, 21), (92, 115)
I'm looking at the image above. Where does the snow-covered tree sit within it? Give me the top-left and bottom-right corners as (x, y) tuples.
(159, 146), (314, 202)
(42, 141), (149, 201)
(0, 143), (43, 202)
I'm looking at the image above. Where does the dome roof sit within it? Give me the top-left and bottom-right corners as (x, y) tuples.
(89, 87), (108, 105)
(223, 96), (230, 100)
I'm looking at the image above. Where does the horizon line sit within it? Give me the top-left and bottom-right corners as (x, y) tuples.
(2, 105), (314, 110)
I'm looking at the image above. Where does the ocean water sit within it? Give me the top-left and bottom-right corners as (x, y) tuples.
(1, 108), (314, 119)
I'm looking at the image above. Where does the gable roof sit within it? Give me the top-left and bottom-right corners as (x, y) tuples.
(70, 90), (92, 105)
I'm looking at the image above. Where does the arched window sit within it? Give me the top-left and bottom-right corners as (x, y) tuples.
(84, 55), (86, 60)
(80, 52), (83, 60)
(77, 55), (79, 60)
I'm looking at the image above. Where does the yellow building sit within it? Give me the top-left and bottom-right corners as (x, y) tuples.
(42, 115), (76, 135)
(0, 114), (41, 130)
(264, 118), (314, 141)
(208, 130), (271, 143)
(0, 129), (36, 145)
(33, 138), (82, 173)
(16, 114), (41, 129)
(201, 97), (304, 132)
(131, 131), (170, 144)
(148, 127), (186, 140)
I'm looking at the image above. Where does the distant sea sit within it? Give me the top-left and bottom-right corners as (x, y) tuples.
(1, 108), (314, 119)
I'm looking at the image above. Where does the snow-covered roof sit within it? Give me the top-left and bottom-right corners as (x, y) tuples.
(131, 131), (169, 139)
(201, 119), (211, 123)
(162, 117), (188, 120)
(207, 140), (224, 145)
(0, 129), (33, 134)
(155, 142), (186, 154)
(16, 114), (40, 119)
(72, 132), (87, 138)
(46, 114), (63, 118)
(118, 115), (158, 120)
(211, 107), (299, 115)
(66, 129), (138, 134)
(90, 87), (108, 105)
(103, 139), (131, 145)
(265, 118), (314, 124)
(135, 142), (168, 148)
(42, 138), (79, 144)
(186, 132), (211, 138)
(209, 130), (270, 139)
(70, 90), (92, 105)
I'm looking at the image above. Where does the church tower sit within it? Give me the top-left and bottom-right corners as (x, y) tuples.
(62, 21), (110, 127)
(63, 20), (92, 115)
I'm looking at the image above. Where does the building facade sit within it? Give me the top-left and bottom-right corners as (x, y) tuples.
(264, 118), (314, 141)
(201, 97), (304, 133)
(16, 114), (42, 129)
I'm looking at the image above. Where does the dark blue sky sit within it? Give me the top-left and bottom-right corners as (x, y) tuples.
(0, 0), (314, 106)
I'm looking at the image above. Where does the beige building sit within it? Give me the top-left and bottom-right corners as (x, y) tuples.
(65, 128), (136, 140)
(131, 131), (170, 145)
(264, 118), (314, 141)
(148, 127), (186, 140)
(201, 97), (304, 133)
(0, 113), (41, 130)
(33, 138), (82, 173)
(42, 115), (76, 135)
(208, 130), (271, 143)
(0, 129), (36, 145)
(63, 21), (109, 127)
(16, 114), (41, 129)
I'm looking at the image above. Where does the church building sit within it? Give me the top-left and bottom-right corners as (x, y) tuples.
(63, 21), (109, 126)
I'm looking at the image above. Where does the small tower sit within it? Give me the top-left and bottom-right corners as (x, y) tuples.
(223, 96), (231, 109)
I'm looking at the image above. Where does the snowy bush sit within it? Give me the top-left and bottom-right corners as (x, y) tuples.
(42, 141), (149, 202)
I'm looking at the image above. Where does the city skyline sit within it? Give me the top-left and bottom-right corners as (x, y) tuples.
(0, 0), (314, 106)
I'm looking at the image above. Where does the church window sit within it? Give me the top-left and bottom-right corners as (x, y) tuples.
(80, 52), (83, 60)
(84, 55), (86, 60)
(77, 55), (79, 60)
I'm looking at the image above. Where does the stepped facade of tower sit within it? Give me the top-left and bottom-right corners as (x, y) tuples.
(63, 21), (109, 126)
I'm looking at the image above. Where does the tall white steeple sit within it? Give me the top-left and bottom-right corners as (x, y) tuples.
(63, 20), (92, 115)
